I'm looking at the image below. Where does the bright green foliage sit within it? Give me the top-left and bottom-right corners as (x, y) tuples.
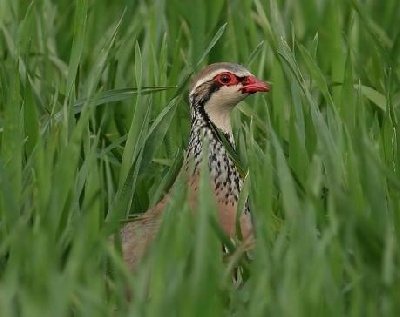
(0, 0), (399, 316)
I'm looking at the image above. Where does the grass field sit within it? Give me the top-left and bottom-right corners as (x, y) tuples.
(1, 0), (400, 316)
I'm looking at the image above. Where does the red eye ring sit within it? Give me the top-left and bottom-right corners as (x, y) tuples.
(215, 72), (238, 86)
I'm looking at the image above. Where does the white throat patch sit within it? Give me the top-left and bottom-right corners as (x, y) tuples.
(203, 85), (246, 134)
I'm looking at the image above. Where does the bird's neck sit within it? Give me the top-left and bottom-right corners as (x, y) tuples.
(186, 104), (242, 205)
(203, 99), (233, 135)
(187, 106), (235, 164)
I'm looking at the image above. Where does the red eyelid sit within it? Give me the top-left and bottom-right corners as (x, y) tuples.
(215, 72), (238, 85)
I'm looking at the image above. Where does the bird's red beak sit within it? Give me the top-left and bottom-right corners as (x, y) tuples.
(241, 76), (270, 94)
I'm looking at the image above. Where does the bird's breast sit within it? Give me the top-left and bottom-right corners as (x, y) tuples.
(187, 126), (242, 207)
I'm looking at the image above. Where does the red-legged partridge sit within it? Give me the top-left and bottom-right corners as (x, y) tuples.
(118, 62), (270, 270)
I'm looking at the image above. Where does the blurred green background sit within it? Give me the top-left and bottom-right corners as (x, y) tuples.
(0, 0), (399, 316)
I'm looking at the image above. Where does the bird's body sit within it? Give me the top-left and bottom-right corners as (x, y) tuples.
(118, 63), (269, 270)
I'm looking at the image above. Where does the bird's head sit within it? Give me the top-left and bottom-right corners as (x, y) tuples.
(189, 62), (270, 133)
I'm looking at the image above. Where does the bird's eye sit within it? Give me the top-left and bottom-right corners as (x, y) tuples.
(215, 72), (238, 86)
(220, 74), (230, 83)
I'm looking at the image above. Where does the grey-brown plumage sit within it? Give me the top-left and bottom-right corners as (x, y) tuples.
(117, 62), (270, 270)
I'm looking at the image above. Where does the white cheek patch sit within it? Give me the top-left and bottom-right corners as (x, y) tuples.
(204, 85), (247, 134)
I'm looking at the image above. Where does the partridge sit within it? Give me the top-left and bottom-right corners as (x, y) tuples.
(117, 62), (270, 270)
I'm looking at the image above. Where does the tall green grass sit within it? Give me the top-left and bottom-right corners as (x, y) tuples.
(0, 0), (399, 316)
